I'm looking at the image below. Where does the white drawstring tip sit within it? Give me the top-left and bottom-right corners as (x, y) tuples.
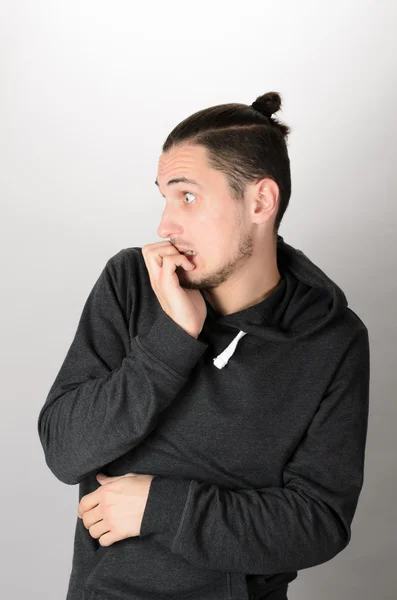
(213, 331), (247, 369)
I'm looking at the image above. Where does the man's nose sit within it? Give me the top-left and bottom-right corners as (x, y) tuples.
(157, 208), (183, 239)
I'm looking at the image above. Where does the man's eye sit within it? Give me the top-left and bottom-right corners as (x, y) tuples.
(160, 191), (196, 204)
(183, 191), (196, 204)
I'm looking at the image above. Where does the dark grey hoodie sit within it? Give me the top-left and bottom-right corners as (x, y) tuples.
(37, 234), (370, 600)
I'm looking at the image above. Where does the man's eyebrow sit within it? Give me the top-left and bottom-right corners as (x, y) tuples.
(155, 177), (203, 190)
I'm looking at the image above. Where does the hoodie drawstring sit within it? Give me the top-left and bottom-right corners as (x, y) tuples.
(213, 330), (247, 369)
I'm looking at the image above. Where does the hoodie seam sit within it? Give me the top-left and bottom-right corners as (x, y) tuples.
(171, 479), (195, 551)
(135, 337), (188, 382)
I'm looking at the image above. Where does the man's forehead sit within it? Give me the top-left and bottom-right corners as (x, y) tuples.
(156, 147), (210, 190)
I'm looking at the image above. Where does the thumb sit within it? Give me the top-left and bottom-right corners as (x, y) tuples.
(96, 472), (135, 484)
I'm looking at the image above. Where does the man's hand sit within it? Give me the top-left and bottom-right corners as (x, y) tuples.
(142, 241), (207, 338)
(77, 472), (154, 546)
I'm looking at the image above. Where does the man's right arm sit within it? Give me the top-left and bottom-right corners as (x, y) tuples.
(37, 249), (208, 485)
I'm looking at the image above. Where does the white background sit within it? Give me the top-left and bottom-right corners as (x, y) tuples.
(1, 1), (396, 598)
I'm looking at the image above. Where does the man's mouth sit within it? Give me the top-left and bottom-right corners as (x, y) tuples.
(179, 250), (198, 263)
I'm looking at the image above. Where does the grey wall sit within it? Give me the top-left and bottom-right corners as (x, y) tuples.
(1, 1), (396, 598)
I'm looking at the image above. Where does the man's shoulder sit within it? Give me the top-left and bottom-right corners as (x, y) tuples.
(106, 246), (143, 268)
(326, 306), (369, 354)
(339, 306), (368, 336)
(102, 246), (146, 281)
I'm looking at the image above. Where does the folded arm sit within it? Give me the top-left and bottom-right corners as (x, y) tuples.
(140, 327), (370, 574)
(37, 250), (208, 485)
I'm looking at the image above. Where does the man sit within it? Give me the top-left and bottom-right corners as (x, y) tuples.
(38, 91), (370, 600)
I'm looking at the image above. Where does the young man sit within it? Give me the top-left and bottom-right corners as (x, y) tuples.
(38, 92), (370, 600)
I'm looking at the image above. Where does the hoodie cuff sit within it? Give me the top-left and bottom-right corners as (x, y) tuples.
(139, 476), (192, 540)
(137, 311), (208, 379)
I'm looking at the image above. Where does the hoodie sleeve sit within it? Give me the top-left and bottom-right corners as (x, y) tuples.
(139, 326), (370, 574)
(37, 249), (208, 486)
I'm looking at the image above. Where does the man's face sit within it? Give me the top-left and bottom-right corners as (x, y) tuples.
(155, 143), (255, 292)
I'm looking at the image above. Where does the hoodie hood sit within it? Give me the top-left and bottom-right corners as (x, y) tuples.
(203, 235), (348, 368)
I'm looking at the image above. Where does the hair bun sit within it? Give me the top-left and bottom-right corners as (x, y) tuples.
(251, 91), (282, 118)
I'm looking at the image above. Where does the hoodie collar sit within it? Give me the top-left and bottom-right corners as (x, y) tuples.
(202, 234), (348, 344)
(204, 272), (287, 328)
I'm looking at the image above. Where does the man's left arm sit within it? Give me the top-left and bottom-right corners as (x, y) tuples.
(139, 326), (370, 575)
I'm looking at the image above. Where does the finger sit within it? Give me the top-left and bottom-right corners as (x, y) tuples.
(161, 254), (194, 280)
(98, 531), (115, 547)
(153, 248), (182, 269)
(82, 504), (103, 529)
(142, 242), (177, 275)
(78, 493), (100, 516)
(89, 519), (110, 540)
(146, 247), (186, 277)
(97, 473), (126, 482)
(141, 241), (174, 259)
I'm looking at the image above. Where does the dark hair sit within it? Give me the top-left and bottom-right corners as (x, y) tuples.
(162, 91), (292, 238)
